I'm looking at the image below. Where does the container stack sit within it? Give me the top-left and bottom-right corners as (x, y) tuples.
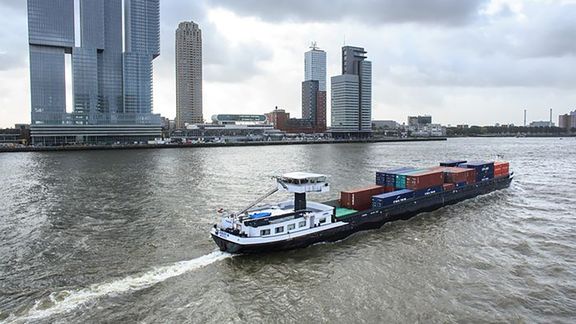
(340, 185), (389, 211)
(375, 167), (415, 191)
(372, 189), (414, 208)
(394, 169), (428, 189)
(494, 162), (510, 177)
(360, 159), (509, 210)
(458, 161), (494, 182)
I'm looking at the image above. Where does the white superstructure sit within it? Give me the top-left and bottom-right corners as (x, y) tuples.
(212, 172), (345, 245)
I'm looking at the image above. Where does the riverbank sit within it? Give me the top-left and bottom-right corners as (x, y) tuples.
(0, 137), (446, 153)
(447, 134), (576, 138)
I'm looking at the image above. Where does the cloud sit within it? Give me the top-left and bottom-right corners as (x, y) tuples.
(159, 0), (273, 83)
(210, 0), (489, 26)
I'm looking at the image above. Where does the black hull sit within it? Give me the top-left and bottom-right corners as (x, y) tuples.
(211, 175), (513, 254)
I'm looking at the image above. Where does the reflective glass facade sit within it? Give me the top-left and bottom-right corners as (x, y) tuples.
(29, 45), (69, 125)
(123, 0), (160, 115)
(28, 0), (75, 48)
(28, 0), (160, 129)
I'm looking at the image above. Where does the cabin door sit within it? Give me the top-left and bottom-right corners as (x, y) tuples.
(309, 215), (315, 228)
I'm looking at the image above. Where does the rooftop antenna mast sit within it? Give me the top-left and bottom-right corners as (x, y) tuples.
(310, 41), (318, 50)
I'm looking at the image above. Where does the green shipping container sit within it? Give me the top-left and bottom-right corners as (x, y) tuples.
(395, 169), (427, 189)
(335, 207), (358, 218)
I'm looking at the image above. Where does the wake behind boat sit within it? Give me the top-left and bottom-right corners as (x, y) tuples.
(211, 160), (513, 254)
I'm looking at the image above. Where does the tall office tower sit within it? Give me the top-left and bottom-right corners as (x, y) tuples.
(302, 43), (327, 132)
(28, 0), (75, 125)
(331, 46), (372, 138)
(27, 0), (161, 145)
(73, 0), (123, 123)
(175, 21), (203, 128)
(123, 0), (160, 115)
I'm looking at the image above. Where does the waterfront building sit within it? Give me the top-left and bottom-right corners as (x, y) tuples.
(175, 21), (203, 128)
(558, 111), (576, 130)
(529, 121), (555, 127)
(265, 107), (290, 131)
(331, 46), (372, 138)
(299, 44), (327, 132)
(27, 0), (161, 145)
(372, 120), (399, 129)
(408, 116), (432, 127)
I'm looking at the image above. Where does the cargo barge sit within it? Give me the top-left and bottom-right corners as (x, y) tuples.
(211, 160), (513, 254)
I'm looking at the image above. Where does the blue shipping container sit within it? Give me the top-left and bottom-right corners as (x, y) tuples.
(376, 167), (415, 186)
(414, 185), (443, 198)
(372, 189), (414, 208)
(459, 161), (495, 182)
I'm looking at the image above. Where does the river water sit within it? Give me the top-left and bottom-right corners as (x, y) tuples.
(0, 137), (575, 323)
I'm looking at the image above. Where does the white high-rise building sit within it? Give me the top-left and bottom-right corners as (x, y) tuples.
(302, 43), (327, 132)
(176, 21), (203, 128)
(304, 42), (326, 91)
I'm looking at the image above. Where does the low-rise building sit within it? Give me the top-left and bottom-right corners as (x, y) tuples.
(529, 121), (555, 127)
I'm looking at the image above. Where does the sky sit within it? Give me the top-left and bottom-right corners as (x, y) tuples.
(1, 0), (575, 128)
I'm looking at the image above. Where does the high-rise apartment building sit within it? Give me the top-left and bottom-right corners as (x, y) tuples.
(302, 43), (327, 132)
(175, 21), (203, 128)
(559, 111), (576, 130)
(27, 0), (161, 145)
(331, 46), (372, 138)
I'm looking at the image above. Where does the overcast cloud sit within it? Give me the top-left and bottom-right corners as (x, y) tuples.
(1, 0), (575, 128)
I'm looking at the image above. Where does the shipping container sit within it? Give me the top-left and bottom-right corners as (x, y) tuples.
(376, 167), (415, 186)
(394, 169), (427, 189)
(414, 185), (443, 198)
(458, 161), (494, 182)
(439, 160), (467, 167)
(494, 161), (510, 177)
(341, 185), (389, 211)
(441, 167), (476, 184)
(371, 189), (414, 209)
(405, 170), (444, 190)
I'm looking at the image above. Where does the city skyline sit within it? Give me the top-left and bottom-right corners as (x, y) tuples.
(1, 1), (576, 128)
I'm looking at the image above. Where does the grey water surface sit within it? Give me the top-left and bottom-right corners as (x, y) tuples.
(1, 137), (575, 323)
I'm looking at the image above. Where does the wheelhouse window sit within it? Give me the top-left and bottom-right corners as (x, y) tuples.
(319, 218), (326, 224)
(275, 226), (284, 234)
(298, 221), (306, 228)
(287, 224), (296, 231)
(260, 229), (270, 236)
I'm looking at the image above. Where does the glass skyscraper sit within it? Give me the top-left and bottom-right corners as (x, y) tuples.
(27, 0), (161, 144)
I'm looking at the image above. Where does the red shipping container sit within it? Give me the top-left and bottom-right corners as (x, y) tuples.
(441, 167), (476, 184)
(494, 161), (510, 177)
(340, 185), (388, 211)
(405, 170), (444, 190)
(443, 183), (455, 191)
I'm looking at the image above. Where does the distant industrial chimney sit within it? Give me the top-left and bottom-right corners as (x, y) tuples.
(524, 109), (527, 127)
(550, 108), (553, 124)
